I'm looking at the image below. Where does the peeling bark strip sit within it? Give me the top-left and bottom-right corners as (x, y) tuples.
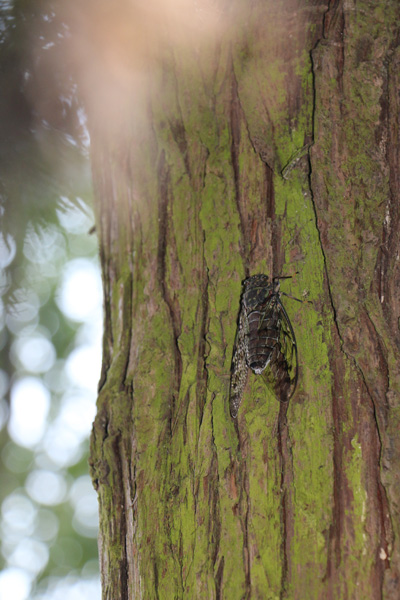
(87, 0), (400, 598)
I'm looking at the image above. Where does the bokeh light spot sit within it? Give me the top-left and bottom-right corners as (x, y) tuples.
(8, 378), (50, 448)
(12, 334), (56, 374)
(23, 225), (66, 266)
(43, 424), (83, 468)
(56, 259), (102, 322)
(0, 568), (31, 600)
(9, 538), (49, 575)
(57, 199), (94, 234)
(25, 470), (67, 506)
(1, 493), (37, 536)
(0, 233), (17, 268)
(65, 345), (101, 391)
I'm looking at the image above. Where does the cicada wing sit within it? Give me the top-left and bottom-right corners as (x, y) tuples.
(229, 310), (249, 418)
(277, 300), (298, 400)
(261, 301), (298, 402)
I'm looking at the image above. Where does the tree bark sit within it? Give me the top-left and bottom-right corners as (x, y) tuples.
(87, 0), (400, 598)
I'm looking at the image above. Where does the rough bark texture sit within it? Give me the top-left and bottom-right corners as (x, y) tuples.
(88, 1), (400, 598)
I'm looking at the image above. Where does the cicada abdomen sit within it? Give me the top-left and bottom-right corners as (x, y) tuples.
(229, 274), (299, 418)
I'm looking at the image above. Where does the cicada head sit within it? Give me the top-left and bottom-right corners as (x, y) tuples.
(242, 274), (273, 311)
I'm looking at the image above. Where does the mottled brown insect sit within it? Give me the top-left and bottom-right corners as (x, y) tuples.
(229, 274), (300, 418)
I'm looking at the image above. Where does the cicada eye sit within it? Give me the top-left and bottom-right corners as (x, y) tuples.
(244, 274), (269, 288)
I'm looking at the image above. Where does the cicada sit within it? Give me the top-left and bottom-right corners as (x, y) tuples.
(229, 274), (301, 418)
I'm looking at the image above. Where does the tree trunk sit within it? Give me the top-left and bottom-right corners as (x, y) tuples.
(86, 0), (400, 597)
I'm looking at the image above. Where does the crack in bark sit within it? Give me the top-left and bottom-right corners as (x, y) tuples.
(153, 561), (160, 600)
(121, 439), (139, 598)
(107, 431), (130, 600)
(363, 309), (390, 411)
(157, 150), (183, 421)
(323, 343), (345, 590)
(215, 556), (225, 600)
(121, 281), (134, 393)
(277, 401), (294, 600)
(196, 244), (210, 424)
(235, 425), (251, 598)
(169, 50), (192, 182)
(209, 396), (224, 595)
(230, 59), (248, 272)
(98, 244), (113, 392)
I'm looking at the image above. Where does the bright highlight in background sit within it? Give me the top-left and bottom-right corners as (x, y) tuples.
(8, 378), (50, 447)
(57, 259), (102, 323)
(1, 204), (102, 599)
(0, 568), (31, 600)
